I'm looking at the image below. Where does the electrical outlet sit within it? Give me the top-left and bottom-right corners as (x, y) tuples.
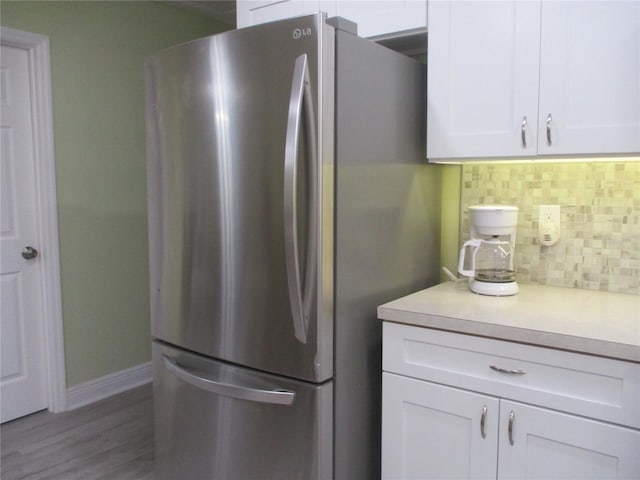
(538, 205), (560, 246)
(539, 205), (560, 224)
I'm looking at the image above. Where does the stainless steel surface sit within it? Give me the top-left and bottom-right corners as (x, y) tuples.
(508, 410), (515, 445)
(521, 116), (527, 148)
(284, 53), (318, 344)
(153, 342), (332, 480)
(333, 30), (439, 480)
(490, 365), (527, 375)
(546, 113), (553, 145)
(21, 246), (38, 260)
(481, 405), (488, 438)
(163, 354), (295, 405)
(147, 13), (440, 480)
(146, 14), (331, 383)
(326, 16), (358, 36)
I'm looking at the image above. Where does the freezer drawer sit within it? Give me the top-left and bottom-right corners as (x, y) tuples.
(153, 341), (333, 480)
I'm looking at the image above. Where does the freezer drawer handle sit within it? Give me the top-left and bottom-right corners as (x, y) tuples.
(163, 355), (296, 406)
(283, 53), (318, 344)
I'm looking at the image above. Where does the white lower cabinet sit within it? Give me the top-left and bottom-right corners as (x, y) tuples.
(498, 401), (640, 480)
(382, 323), (640, 480)
(382, 373), (499, 479)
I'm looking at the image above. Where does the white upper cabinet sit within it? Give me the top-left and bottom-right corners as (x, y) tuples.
(237, 1), (336, 28)
(236, 1), (427, 39)
(537, 1), (640, 156)
(426, 1), (541, 159)
(427, 0), (640, 160)
(335, 1), (427, 38)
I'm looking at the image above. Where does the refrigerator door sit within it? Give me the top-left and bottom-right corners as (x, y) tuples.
(145, 14), (334, 382)
(153, 342), (333, 480)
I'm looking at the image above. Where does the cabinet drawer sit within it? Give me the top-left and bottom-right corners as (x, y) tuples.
(383, 322), (640, 428)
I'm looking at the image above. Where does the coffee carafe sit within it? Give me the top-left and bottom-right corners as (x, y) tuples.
(458, 205), (519, 296)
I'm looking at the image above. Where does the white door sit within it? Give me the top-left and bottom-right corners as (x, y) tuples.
(382, 372), (499, 480)
(537, 0), (640, 155)
(498, 400), (640, 479)
(0, 43), (48, 422)
(426, 0), (542, 160)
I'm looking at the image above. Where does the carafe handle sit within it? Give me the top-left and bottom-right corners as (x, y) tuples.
(458, 239), (483, 278)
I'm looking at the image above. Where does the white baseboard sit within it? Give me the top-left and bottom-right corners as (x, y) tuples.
(66, 361), (152, 411)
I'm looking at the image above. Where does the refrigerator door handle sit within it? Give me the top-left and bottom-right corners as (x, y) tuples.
(284, 53), (318, 344)
(163, 355), (296, 406)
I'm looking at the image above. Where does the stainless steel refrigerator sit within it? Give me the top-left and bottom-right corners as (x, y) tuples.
(145, 13), (440, 480)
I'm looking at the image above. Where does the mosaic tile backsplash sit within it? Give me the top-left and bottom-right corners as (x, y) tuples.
(460, 161), (640, 295)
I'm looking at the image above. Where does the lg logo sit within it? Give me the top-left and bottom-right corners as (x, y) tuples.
(292, 27), (312, 39)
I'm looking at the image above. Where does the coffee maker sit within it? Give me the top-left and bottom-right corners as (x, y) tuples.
(458, 205), (519, 296)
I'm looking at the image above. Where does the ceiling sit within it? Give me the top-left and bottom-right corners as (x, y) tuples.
(165, 1), (236, 27)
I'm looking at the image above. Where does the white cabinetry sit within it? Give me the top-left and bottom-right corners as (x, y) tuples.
(236, 1), (426, 39)
(237, 1), (335, 29)
(382, 322), (640, 479)
(498, 401), (640, 480)
(427, 0), (640, 160)
(334, 1), (426, 38)
(383, 373), (499, 479)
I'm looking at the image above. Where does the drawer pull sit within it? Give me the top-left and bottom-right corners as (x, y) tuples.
(490, 365), (526, 375)
(480, 405), (487, 439)
(508, 411), (515, 445)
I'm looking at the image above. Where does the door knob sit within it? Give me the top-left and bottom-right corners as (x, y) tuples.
(21, 246), (39, 260)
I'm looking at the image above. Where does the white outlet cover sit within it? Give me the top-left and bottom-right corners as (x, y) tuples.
(538, 205), (560, 246)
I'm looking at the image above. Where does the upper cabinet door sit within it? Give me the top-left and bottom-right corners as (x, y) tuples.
(237, 1), (337, 29)
(237, 0), (425, 37)
(336, 1), (427, 38)
(427, 1), (541, 160)
(537, 1), (640, 155)
(427, 0), (639, 161)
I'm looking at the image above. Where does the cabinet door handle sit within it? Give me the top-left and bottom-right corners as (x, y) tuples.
(480, 405), (487, 439)
(521, 116), (528, 148)
(490, 365), (526, 375)
(508, 411), (515, 445)
(546, 113), (553, 145)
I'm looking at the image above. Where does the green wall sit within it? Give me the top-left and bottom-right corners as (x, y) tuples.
(439, 165), (462, 281)
(1, 1), (230, 386)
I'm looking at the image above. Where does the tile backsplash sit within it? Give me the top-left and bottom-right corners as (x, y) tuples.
(460, 161), (640, 295)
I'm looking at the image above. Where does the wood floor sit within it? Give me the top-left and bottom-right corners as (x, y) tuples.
(0, 384), (154, 480)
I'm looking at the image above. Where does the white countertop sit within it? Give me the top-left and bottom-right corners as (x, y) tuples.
(378, 282), (640, 363)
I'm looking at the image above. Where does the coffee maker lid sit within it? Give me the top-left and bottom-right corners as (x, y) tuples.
(469, 205), (518, 234)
